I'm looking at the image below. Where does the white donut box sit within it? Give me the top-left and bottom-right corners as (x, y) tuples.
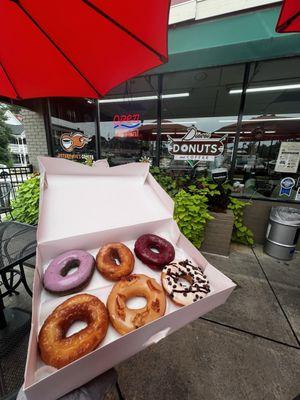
(24, 157), (236, 400)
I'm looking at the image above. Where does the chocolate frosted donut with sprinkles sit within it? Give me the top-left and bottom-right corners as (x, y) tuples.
(161, 259), (210, 306)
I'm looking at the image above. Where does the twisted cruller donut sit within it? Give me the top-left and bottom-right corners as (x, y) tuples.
(107, 274), (166, 335)
(134, 234), (175, 270)
(39, 294), (108, 369)
(96, 243), (134, 281)
(161, 260), (210, 306)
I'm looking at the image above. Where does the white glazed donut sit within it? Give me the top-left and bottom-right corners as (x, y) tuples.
(161, 260), (210, 306)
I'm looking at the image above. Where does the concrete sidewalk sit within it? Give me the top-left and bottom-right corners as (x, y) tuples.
(116, 245), (300, 400)
(2, 245), (300, 400)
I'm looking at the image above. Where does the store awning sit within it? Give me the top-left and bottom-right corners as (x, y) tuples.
(153, 6), (300, 74)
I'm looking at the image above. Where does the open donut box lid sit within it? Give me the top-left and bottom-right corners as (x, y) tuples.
(24, 157), (235, 400)
(37, 156), (174, 245)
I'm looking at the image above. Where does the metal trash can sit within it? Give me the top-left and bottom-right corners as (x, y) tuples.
(264, 207), (300, 261)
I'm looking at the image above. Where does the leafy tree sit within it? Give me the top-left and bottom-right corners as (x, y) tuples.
(0, 106), (13, 166)
(4, 103), (22, 114)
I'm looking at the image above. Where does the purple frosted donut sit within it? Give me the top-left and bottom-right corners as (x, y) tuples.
(134, 234), (175, 270)
(43, 250), (95, 295)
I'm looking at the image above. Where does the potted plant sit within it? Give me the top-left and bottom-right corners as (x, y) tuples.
(150, 167), (254, 255)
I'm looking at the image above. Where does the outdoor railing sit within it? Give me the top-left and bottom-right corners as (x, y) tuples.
(0, 165), (33, 201)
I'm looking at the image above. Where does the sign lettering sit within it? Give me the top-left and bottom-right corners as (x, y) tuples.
(113, 113), (140, 122)
(113, 113), (141, 129)
(168, 126), (227, 162)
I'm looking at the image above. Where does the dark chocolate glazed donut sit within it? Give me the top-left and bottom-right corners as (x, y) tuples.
(134, 234), (175, 270)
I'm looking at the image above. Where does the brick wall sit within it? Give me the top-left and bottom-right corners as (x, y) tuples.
(21, 108), (49, 171)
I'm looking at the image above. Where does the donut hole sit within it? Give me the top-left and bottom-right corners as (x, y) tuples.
(65, 321), (88, 337)
(178, 275), (193, 288)
(126, 296), (147, 309)
(109, 249), (121, 266)
(149, 246), (160, 254)
(61, 259), (80, 277)
(60, 311), (91, 338)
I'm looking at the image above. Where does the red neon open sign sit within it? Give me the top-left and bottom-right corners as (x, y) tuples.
(113, 113), (140, 122)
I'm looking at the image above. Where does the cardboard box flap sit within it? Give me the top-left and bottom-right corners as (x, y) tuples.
(37, 157), (174, 244)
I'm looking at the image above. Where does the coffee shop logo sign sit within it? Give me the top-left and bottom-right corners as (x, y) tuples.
(60, 132), (91, 152)
(168, 126), (227, 161)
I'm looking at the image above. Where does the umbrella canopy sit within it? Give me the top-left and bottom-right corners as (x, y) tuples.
(276, 0), (300, 33)
(0, 0), (170, 100)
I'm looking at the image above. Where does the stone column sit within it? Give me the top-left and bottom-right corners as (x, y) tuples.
(21, 107), (49, 171)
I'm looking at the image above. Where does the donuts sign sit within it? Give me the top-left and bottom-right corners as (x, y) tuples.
(168, 126), (227, 161)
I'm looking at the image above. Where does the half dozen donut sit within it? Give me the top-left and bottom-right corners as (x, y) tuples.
(39, 234), (211, 369)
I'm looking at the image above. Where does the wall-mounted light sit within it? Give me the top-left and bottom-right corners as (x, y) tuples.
(98, 92), (189, 104)
(162, 93), (190, 99)
(219, 117), (300, 122)
(214, 130), (276, 134)
(161, 121), (197, 125)
(229, 83), (300, 94)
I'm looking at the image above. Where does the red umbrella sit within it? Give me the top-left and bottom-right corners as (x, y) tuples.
(0, 0), (170, 100)
(276, 0), (300, 33)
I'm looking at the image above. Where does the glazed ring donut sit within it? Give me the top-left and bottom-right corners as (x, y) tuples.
(96, 243), (134, 281)
(38, 294), (108, 369)
(43, 250), (95, 295)
(107, 274), (166, 335)
(161, 260), (210, 306)
(134, 234), (175, 270)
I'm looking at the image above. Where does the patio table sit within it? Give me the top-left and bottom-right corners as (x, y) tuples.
(0, 221), (37, 357)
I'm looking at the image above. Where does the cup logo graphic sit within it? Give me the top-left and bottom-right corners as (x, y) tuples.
(60, 132), (91, 152)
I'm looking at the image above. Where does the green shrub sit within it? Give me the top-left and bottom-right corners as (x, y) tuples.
(150, 166), (178, 198)
(8, 175), (40, 225)
(228, 197), (254, 246)
(174, 189), (213, 248)
(152, 167), (254, 247)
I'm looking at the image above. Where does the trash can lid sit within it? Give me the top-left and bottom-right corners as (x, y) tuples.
(270, 207), (300, 227)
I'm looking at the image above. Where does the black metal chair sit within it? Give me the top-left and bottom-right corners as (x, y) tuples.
(0, 181), (13, 222)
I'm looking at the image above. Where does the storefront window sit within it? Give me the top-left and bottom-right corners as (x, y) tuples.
(231, 58), (300, 202)
(99, 76), (158, 166)
(45, 58), (300, 204)
(160, 65), (244, 173)
(50, 98), (97, 163)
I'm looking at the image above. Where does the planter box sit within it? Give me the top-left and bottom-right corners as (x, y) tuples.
(201, 210), (234, 256)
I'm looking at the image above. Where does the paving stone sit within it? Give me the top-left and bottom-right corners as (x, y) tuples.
(202, 246), (299, 346)
(4, 267), (34, 313)
(253, 246), (300, 344)
(117, 319), (300, 400)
